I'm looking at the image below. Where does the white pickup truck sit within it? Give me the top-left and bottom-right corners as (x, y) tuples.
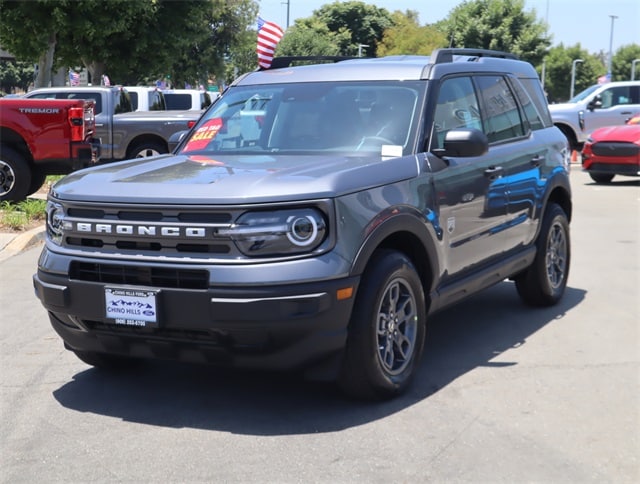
(25, 86), (201, 161)
(163, 89), (216, 111)
(549, 80), (640, 150)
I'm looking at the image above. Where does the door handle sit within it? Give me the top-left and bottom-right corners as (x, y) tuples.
(530, 155), (544, 167)
(484, 166), (503, 180)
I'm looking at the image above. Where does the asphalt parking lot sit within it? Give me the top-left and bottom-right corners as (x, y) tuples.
(1, 167), (638, 483)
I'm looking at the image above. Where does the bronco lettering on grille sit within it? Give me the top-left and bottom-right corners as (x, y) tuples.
(75, 223), (206, 237)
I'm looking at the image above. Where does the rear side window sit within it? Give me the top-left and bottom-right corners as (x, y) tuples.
(518, 78), (553, 127)
(165, 94), (191, 110)
(474, 75), (525, 143)
(510, 78), (547, 130)
(129, 92), (139, 110)
(114, 90), (132, 114)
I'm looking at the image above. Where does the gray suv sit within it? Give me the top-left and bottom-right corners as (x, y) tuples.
(34, 49), (572, 400)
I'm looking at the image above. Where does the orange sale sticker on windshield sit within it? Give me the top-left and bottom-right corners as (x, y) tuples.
(183, 118), (223, 152)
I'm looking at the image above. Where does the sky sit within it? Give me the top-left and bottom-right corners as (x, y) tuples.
(257, 0), (640, 55)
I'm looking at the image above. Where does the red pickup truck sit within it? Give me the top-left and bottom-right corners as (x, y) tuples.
(0, 98), (100, 202)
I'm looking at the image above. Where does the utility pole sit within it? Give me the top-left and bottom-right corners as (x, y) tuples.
(570, 59), (583, 100)
(607, 15), (618, 78)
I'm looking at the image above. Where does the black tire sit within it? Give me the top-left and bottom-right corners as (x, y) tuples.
(26, 169), (47, 197)
(515, 203), (570, 307)
(127, 141), (167, 159)
(339, 249), (426, 400)
(589, 172), (614, 184)
(72, 349), (140, 371)
(0, 145), (31, 202)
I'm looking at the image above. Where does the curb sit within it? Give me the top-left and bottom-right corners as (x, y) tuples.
(0, 225), (46, 263)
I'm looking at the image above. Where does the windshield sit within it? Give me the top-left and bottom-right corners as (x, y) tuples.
(179, 81), (423, 156)
(568, 84), (600, 103)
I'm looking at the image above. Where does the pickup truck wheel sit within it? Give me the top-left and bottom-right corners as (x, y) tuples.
(515, 203), (570, 307)
(72, 349), (140, 370)
(339, 249), (426, 400)
(26, 170), (47, 197)
(589, 173), (614, 184)
(128, 141), (167, 159)
(0, 146), (31, 202)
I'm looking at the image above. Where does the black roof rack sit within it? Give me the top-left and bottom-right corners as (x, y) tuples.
(430, 48), (519, 64)
(266, 56), (357, 70)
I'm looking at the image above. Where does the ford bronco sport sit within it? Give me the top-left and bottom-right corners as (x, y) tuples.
(34, 49), (572, 400)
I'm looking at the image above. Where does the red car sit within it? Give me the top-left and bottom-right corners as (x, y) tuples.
(581, 117), (640, 183)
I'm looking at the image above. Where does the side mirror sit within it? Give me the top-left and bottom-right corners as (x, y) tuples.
(169, 130), (188, 152)
(432, 128), (489, 158)
(587, 94), (602, 111)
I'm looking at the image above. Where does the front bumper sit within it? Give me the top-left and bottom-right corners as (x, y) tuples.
(33, 258), (358, 372)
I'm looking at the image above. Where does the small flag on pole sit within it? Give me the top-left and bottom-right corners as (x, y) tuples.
(257, 16), (284, 69)
(597, 72), (611, 84)
(69, 70), (80, 86)
(102, 74), (111, 86)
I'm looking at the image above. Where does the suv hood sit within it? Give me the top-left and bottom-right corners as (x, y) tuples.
(52, 152), (420, 204)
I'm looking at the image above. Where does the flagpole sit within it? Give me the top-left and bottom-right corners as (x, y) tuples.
(281, 0), (290, 28)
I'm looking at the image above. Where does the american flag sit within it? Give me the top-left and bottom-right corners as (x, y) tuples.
(257, 17), (284, 69)
(69, 70), (80, 86)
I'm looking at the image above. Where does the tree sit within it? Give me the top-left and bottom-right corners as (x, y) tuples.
(275, 18), (347, 57)
(612, 44), (640, 81)
(0, 0), (259, 87)
(311, 1), (394, 57)
(437, 0), (550, 65)
(0, 60), (35, 93)
(377, 10), (447, 56)
(543, 44), (602, 103)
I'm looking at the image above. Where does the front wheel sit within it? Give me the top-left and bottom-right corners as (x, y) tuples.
(515, 203), (570, 307)
(0, 145), (31, 202)
(589, 173), (615, 184)
(339, 250), (426, 400)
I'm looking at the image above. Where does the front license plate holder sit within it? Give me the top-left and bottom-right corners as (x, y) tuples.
(104, 287), (159, 328)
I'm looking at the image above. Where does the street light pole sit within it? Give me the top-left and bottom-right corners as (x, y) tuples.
(281, 0), (290, 28)
(607, 15), (618, 78)
(632, 59), (640, 81)
(570, 59), (583, 100)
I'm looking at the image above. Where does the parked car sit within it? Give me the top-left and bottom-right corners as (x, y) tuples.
(34, 49), (572, 400)
(123, 86), (166, 111)
(24, 86), (200, 161)
(163, 88), (213, 111)
(581, 115), (640, 183)
(0, 97), (99, 201)
(549, 81), (640, 150)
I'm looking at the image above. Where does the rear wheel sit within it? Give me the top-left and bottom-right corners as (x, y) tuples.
(515, 203), (570, 307)
(127, 141), (167, 159)
(339, 249), (426, 400)
(589, 173), (615, 183)
(0, 145), (31, 202)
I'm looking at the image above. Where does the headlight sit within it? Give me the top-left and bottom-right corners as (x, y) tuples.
(46, 201), (67, 245)
(219, 208), (327, 256)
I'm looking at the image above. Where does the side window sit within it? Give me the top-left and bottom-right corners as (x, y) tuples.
(600, 86), (631, 108)
(67, 92), (102, 115)
(114, 91), (132, 114)
(432, 77), (481, 149)
(475, 75), (525, 143)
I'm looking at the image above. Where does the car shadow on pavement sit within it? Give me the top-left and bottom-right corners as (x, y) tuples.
(52, 281), (586, 435)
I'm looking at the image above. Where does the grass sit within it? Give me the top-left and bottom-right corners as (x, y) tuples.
(0, 199), (47, 230)
(0, 175), (61, 231)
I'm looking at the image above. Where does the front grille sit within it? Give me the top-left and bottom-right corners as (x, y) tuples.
(592, 142), (640, 157)
(61, 203), (239, 256)
(69, 261), (209, 289)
